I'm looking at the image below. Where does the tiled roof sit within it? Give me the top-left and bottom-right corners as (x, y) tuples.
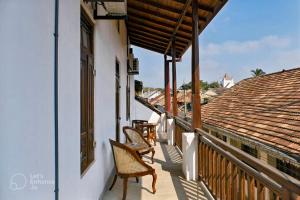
(149, 93), (165, 106)
(202, 68), (300, 158)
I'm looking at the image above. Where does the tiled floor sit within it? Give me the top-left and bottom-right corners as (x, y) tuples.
(103, 140), (208, 200)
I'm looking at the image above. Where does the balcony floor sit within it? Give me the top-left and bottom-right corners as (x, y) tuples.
(103, 140), (208, 200)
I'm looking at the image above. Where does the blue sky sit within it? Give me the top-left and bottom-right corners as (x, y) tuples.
(133, 0), (300, 88)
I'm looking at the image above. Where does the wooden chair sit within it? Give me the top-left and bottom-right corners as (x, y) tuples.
(109, 139), (157, 200)
(132, 120), (148, 137)
(123, 126), (155, 163)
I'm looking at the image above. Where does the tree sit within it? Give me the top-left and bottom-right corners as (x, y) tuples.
(135, 80), (143, 95)
(251, 68), (266, 77)
(209, 81), (220, 88)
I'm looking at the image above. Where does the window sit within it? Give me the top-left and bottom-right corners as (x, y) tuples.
(126, 75), (130, 120)
(276, 159), (300, 179)
(241, 144), (258, 158)
(80, 11), (95, 174)
(117, 20), (120, 33)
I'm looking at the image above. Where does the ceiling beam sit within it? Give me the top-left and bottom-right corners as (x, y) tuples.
(127, 5), (204, 28)
(127, 22), (191, 41)
(131, 41), (165, 54)
(131, 0), (207, 21)
(129, 32), (186, 48)
(180, 0), (228, 57)
(128, 28), (188, 47)
(164, 0), (192, 55)
(131, 37), (167, 49)
(128, 11), (192, 34)
(174, 0), (215, 13)
(128, 16), (192, 36)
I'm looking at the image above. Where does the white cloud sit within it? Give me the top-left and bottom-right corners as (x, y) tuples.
(202, 35), (291, 56)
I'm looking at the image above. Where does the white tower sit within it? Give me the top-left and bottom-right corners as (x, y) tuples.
(221, 73), (234, 88)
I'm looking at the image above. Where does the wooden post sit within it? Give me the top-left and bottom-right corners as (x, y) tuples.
(164, 55), (171, 112)
(191, 0), (201, 129)
(172, 39), (178, 116)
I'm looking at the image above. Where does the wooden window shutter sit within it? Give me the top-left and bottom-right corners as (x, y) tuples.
(80, 11), (95, 174)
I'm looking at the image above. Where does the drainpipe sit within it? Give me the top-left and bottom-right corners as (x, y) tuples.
(54, 0), (59, 199)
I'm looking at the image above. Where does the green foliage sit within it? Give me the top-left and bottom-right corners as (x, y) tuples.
(180, 80), (220, 91)
(251, 68), (266, 77)
(209, 81), (220, 88)
(135, 80), (143, 95)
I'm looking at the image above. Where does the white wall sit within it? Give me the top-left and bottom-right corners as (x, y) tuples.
(0, 0), (134, 199)
(133, 100), (166, 140)
(0, 0), (55, 199)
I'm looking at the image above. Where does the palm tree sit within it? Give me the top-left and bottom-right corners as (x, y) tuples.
(251, 68), (266, 77)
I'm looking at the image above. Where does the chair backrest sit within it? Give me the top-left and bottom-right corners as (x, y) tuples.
(123, 126), (150, 147)
(109, 139), (150, 174)
(132, 120), (148, 128)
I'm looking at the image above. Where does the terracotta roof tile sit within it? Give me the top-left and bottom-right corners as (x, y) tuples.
(202, 68), (300, 156)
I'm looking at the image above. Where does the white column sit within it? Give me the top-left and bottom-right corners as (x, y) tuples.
(182, 132), (198, 181)
(167, 118), (175, 145)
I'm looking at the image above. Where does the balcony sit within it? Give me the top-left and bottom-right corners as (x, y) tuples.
(103, 97), (300, 200)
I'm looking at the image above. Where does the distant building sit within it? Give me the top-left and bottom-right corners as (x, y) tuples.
(220, 73), (234, 88)
(142, 90), (162, 100)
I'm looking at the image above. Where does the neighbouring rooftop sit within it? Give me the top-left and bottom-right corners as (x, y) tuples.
(202, 67), (300, 160)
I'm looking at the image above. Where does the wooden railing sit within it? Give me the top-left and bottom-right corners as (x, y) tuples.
(174, 116), (192, 151)
(196, 128), (300, 200)
(135, 100), (300, 199)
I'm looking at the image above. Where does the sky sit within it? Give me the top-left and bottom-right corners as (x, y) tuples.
(132, 0), (300, 88)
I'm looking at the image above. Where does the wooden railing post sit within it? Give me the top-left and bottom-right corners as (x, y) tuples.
(172, 39), (177, 116)
(164, 55), (171, 113)
(191, 0), (201, 129)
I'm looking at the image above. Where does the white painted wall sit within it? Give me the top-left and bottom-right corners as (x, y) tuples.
(133, 100), (167, 141)
(0, 1), (55, 199)
(0, 1), (134, 199)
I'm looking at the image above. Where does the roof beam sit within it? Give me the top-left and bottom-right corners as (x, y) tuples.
(132, 0), (208, 21)
(127, 22), (191, 41)
(128, 11), (192, 34)
(174, 0), (215, 13)
(131, 37), (184, 52)
(131, 41), (165, 54)
(128, 16), (191, 36)
(179, 0), (228, 56)
(127, 5), (204, 27)
(129, 32), (186, 48)
(164, 0), (192, 55)
(128, 28), (188, 47)
(131, 37), (167, 49)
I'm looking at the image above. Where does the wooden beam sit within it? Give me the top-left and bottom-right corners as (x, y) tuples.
(191, 0), (201, 129)
(128, 11), (192, 34)
(128, 28), (188, 47)
(179, 0), (228, 58)
(128, 26), (189, 47)
(131, 38), (167, 50)
(127, 5), (203, 28)
(133, 0), (207, 21)
(127, 21), (191, 41)
(174, 0), (215, 13)
(172, 40), (178, 116)
(164, 0), (192, 55)
(129, 33), (186, 49)
(131, 41), (165, 54)
(128, 16), (192, 36)
(164, 55), (171, 113)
